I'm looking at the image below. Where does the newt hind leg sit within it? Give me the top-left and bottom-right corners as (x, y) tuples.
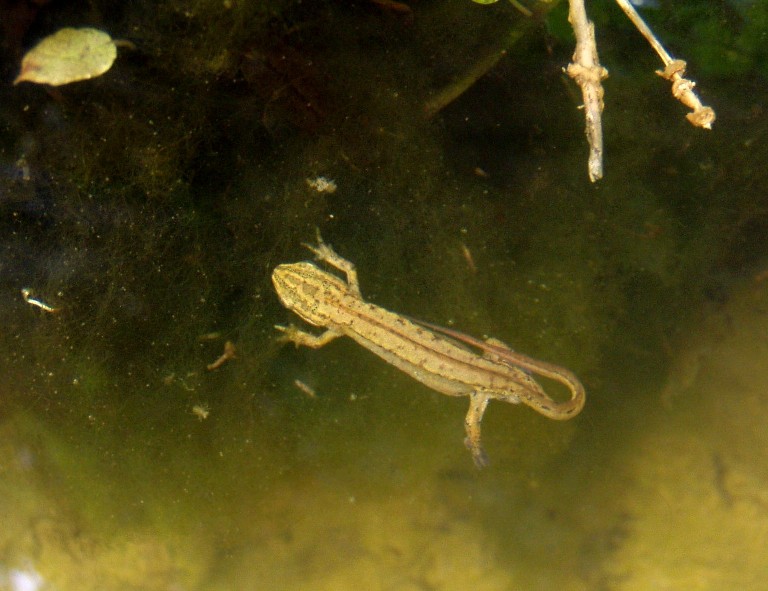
(464, 391), (491, 468)
(274, 324), (341, 348)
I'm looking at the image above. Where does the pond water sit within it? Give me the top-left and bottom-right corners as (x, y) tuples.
(1, 1), (768, 589)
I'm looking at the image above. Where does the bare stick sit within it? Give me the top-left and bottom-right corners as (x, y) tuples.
(614, 0), (715, 129)
(566, 0), (609, 182)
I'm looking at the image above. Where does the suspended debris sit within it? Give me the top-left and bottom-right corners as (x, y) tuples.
(14, 27), (117, 86)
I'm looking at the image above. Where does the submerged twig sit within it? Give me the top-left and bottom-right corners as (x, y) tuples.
(439, 0), (714, 182)
(614, 0), (715, 130)
(566, 0), (609, 182)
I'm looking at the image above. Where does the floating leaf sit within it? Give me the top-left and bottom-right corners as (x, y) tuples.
(14, 27), (117, 86)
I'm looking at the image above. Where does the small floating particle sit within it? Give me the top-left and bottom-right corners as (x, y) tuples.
(206, 340), (236, 370)
(306, 176), (337, 194)
(197, 331), (222, 342)
(21, 288), (60, 313)
(14, 27), (118, 87)
(293, 379), (317, 398)
(192, 404), (210, 421)
(460, 242), (477, 273)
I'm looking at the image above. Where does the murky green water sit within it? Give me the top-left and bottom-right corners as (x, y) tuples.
(2, 1), (768, 589)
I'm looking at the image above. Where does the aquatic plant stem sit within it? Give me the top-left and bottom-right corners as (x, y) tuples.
(424, 0), (560, 119)
(424, 48), (508, 118)
(566, 0), (608, 182)
(613, 0), (715, 130)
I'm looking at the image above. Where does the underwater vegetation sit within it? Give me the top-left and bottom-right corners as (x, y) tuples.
(0, 0), (764, 460)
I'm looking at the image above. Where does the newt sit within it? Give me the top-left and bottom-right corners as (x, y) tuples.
(272, 232), (585, 467)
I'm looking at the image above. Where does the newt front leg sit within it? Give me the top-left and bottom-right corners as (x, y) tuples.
(303, 229), (362, 297)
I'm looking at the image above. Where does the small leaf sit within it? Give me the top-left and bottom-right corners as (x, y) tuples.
(471, 0), (500, 4)
(14, 27), (117, 87)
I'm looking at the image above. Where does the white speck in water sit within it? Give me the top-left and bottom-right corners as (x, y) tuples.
(8, 568), (44, 591)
